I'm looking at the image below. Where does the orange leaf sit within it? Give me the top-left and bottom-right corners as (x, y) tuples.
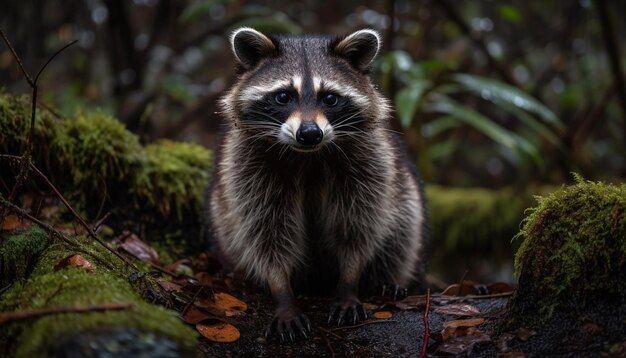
(182, 306), (214, 324)
(197, 292), (248, 317)
(372, 311), (393, 319)
(196, 322), (240, 342)
(1, 215), (31, 231)
(362, 303), (378, 310)
(54, 254), (95, 272)
(443, 318), (485, 329)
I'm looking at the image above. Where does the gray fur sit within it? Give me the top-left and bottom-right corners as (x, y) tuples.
(207, 28), (427, 304)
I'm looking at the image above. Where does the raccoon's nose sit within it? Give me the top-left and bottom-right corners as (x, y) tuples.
(296, 122), (323, 145)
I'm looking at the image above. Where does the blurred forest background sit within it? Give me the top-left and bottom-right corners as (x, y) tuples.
(1, 0), (625, 283)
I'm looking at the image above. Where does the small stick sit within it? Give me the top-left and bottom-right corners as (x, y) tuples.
(318, 326), (344, 340)
(318, 327), (336, 358)
(0, 302), (133, 325)
(418, 288), (431, 358)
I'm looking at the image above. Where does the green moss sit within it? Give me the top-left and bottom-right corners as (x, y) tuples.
(1, 92), (212, 253)
(426, 185), (535, 251)
(52, 111), (142, 196)
(0, 227), (51, 287)
(134, 139), (211, 221)
(510, 179), (626, 323)
(0, 229), (196, 357)
(0, 93), (58, 186)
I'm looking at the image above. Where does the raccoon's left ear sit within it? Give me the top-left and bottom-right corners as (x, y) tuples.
(333, 29), (381, 72)
(230, 27), (276, 69)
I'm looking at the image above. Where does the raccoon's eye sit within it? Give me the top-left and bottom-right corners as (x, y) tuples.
(274, 91), (291, 105)
(322, 93), (339, 107)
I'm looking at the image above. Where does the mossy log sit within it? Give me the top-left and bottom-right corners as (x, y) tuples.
(0, 93), (212, 257)
(0, 227), (196, 357)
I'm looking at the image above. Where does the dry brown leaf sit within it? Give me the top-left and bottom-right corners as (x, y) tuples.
(436, 333), (491, 355)
(390, 295), (426, 310)
(443, 318), (485, 329)
(435, 303), (481, 317)
(372, 311), (393, 319)
(442, 326), (483, 341)
(182, 306), (216, 324)
(116, 232), (160, 265)
(213, 292), (248, 316)
(362, 303), (378, 310)
(54, 254), (95, 272)
(196, 322), (240, 342)
(487, 282), (514, 294)
(1, 214), (31, 231)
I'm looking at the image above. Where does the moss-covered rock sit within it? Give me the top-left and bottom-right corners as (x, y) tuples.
(0, 228), (196, 357)
(510, 178), (626, 325)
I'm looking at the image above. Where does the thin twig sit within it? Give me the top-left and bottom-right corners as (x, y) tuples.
(0, 302), (134, 325)
(0, 28), (34, 85)
(318, 327), (336, 358)
(93, 212), (111, 232)
(418, 288), (431, 358)
(0, 284), (12, 295)
(27, 163), (138, 270)
(181, 286), (204, 318)
(318, 326), (344, 340)
(33, 40), (78, 84)
(0, 194), (78, 247)
(329, 319), (397, 331)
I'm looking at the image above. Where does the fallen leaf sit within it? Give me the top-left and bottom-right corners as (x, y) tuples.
(156, 278), (182, 292)
(435, 303), (481, 317)
(214, 292), (248, 316)
(436, 333), (491, 355)
(441, 281), (479, 296)
(182, 306), (216, 324)
(165, 259), (191, 273)
(487, 282), (514, 294)
(54, 254), (95, 272)
(372, 311), (393, 319)
(196, 292), (248, 317)
(1, 214), (31, 231)
(510, 328), (535, 341)
(441, 326), (483, 341)
(196, 322), (240, 342)
(390, 295), (426, 310)
(194, 272), (213, 287)
(116, 232), (160, 265)
(362, 303), (378, 310)
(443, 318), (485, 329)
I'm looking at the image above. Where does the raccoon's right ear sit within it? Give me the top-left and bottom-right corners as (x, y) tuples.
(230, 27), (276, 69)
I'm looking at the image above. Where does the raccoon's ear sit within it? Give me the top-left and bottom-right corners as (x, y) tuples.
(230, 27), (276, 69)
(333, 29), (381, 72)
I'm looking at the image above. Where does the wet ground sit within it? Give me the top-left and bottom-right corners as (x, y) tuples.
(198, 293), (510, 357)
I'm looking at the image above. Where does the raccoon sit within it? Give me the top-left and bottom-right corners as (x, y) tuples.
(207, 28), (427, 341)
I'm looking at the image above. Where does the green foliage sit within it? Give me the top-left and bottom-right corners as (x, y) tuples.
(511, 179), (626, 323)
(377, 51), (565, 180)
(0, 228), (196, 357)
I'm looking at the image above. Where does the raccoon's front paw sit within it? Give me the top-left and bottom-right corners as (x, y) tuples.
(264, 305), (312, 343)
(328, 295), (367, 326)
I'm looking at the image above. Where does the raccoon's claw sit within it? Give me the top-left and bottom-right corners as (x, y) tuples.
(328, 297), (367, 326)
(265, 311), (312, 342)
(381, 284), (408, 300)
